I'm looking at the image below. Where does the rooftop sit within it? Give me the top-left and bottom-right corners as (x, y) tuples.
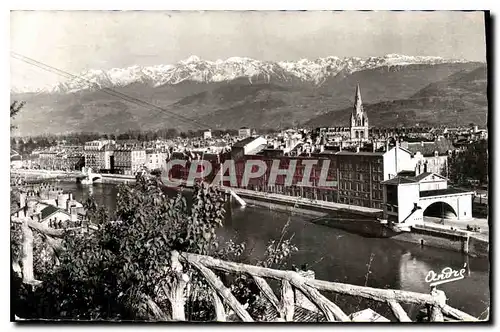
(40, 205), (68, 220)
(405, 138), (454, 156)
(232, 136), (260, 148)
(335, 151), (385, 156)
(381, 177), (418, 185)
(420, 187), (473, 198)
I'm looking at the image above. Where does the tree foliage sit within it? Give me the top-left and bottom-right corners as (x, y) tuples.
(10, 101), (25, 131)
(12, 176), (299, 321)
(448, 139), (488, 186)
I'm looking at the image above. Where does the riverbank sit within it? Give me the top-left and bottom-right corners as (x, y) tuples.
(22, 171), (488, 257)
(229, 187), (383, 218)
(100, 174), (136, 184)
(228, 188), (488, 257)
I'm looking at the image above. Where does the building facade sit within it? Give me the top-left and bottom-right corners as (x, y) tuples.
(238, 127), (252, 139)
(145, 149), (168, 171)
(170, 145), (417, 210)
(401, 138), (454, 177)
(84, 140), (115, 172)
(114, 148), (147, 175)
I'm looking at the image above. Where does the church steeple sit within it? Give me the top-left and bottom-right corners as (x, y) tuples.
(349, 83), (369, 141)
(353, 83), (364, 115)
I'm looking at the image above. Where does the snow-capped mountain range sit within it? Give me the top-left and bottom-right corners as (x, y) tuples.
(15, 54), (472, 94)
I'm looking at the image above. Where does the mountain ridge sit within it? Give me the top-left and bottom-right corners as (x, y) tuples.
(12, 54), (475, 94)
(10, 60), (487, 136)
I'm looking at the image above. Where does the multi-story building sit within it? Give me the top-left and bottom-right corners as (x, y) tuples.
(169, 141), (417, 210)
(145, 149), (168, 171)
(401, 137), (454, 176)
(238, 127), (252, 139)
(84, 140), (115, 151)
(83, 140), (115, 172)
(113, 147), (147, 175)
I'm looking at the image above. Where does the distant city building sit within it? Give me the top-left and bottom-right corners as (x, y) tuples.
(114, 147), (146, 175)
(401, 137), (454, 176)
(145, 149), (168, 171)
(84, 140), (116, 151)
(238, 127), (252, 139)
(84, 144), (114, 172)
(203, 129), (212, 140)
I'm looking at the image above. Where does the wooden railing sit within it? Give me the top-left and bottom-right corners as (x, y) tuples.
(12, 215), (480, 323)
(168, 251), (479, 322)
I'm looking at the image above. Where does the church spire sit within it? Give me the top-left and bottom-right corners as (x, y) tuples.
(353, 83), (363, 115)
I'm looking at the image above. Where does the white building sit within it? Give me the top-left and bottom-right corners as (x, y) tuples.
(382, 172), (473, 226)
(145, 150), (168, 171)
(203, 130), (212, 140)
(238, 127), (252, 139)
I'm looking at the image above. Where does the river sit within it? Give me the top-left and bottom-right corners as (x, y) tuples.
(53, 181), (490, 320)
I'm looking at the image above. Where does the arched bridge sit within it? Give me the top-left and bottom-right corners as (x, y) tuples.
(11, 168), (102, 185)
(419, 189), (474, 221)
(77, 167), (102, 184)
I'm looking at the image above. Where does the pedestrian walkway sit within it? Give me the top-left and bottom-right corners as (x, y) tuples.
(422, 216), (489, 241)
(230, 187), (382, 216)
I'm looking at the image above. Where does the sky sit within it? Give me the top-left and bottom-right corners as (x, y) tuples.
(10, 10), (487, 91)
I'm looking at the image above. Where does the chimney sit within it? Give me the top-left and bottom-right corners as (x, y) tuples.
(57, 193), (67, 209)
(66, 199), (72, 213)
(71, 207), (78, 222)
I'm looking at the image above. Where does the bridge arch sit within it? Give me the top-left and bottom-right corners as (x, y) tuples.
(423, 201), (457, 220)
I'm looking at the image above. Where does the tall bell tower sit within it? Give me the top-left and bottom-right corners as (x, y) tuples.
(350, 84), (369, 141)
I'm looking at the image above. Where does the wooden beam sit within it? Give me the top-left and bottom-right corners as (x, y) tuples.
(387, 301), (411, 322)
(280, 280), (295, 321)
(11, 216), (82, 238)
(186, 258), (254, 322)
(292, 281), (350, 322)
(211, 289), (227, 322)
(441, 305), (480, 322)
(252, 275), (280, 313)
(145, 295), (170, 321)
(180, 252), (437, 306)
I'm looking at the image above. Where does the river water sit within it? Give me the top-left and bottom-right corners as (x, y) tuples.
(54, 181), (490, 320)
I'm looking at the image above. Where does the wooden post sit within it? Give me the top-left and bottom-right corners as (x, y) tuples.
(280, 280), (295, 321)
(163, 251), (189, 321)
(428, 287), (446, 322)
(21, 219), (34, 283)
